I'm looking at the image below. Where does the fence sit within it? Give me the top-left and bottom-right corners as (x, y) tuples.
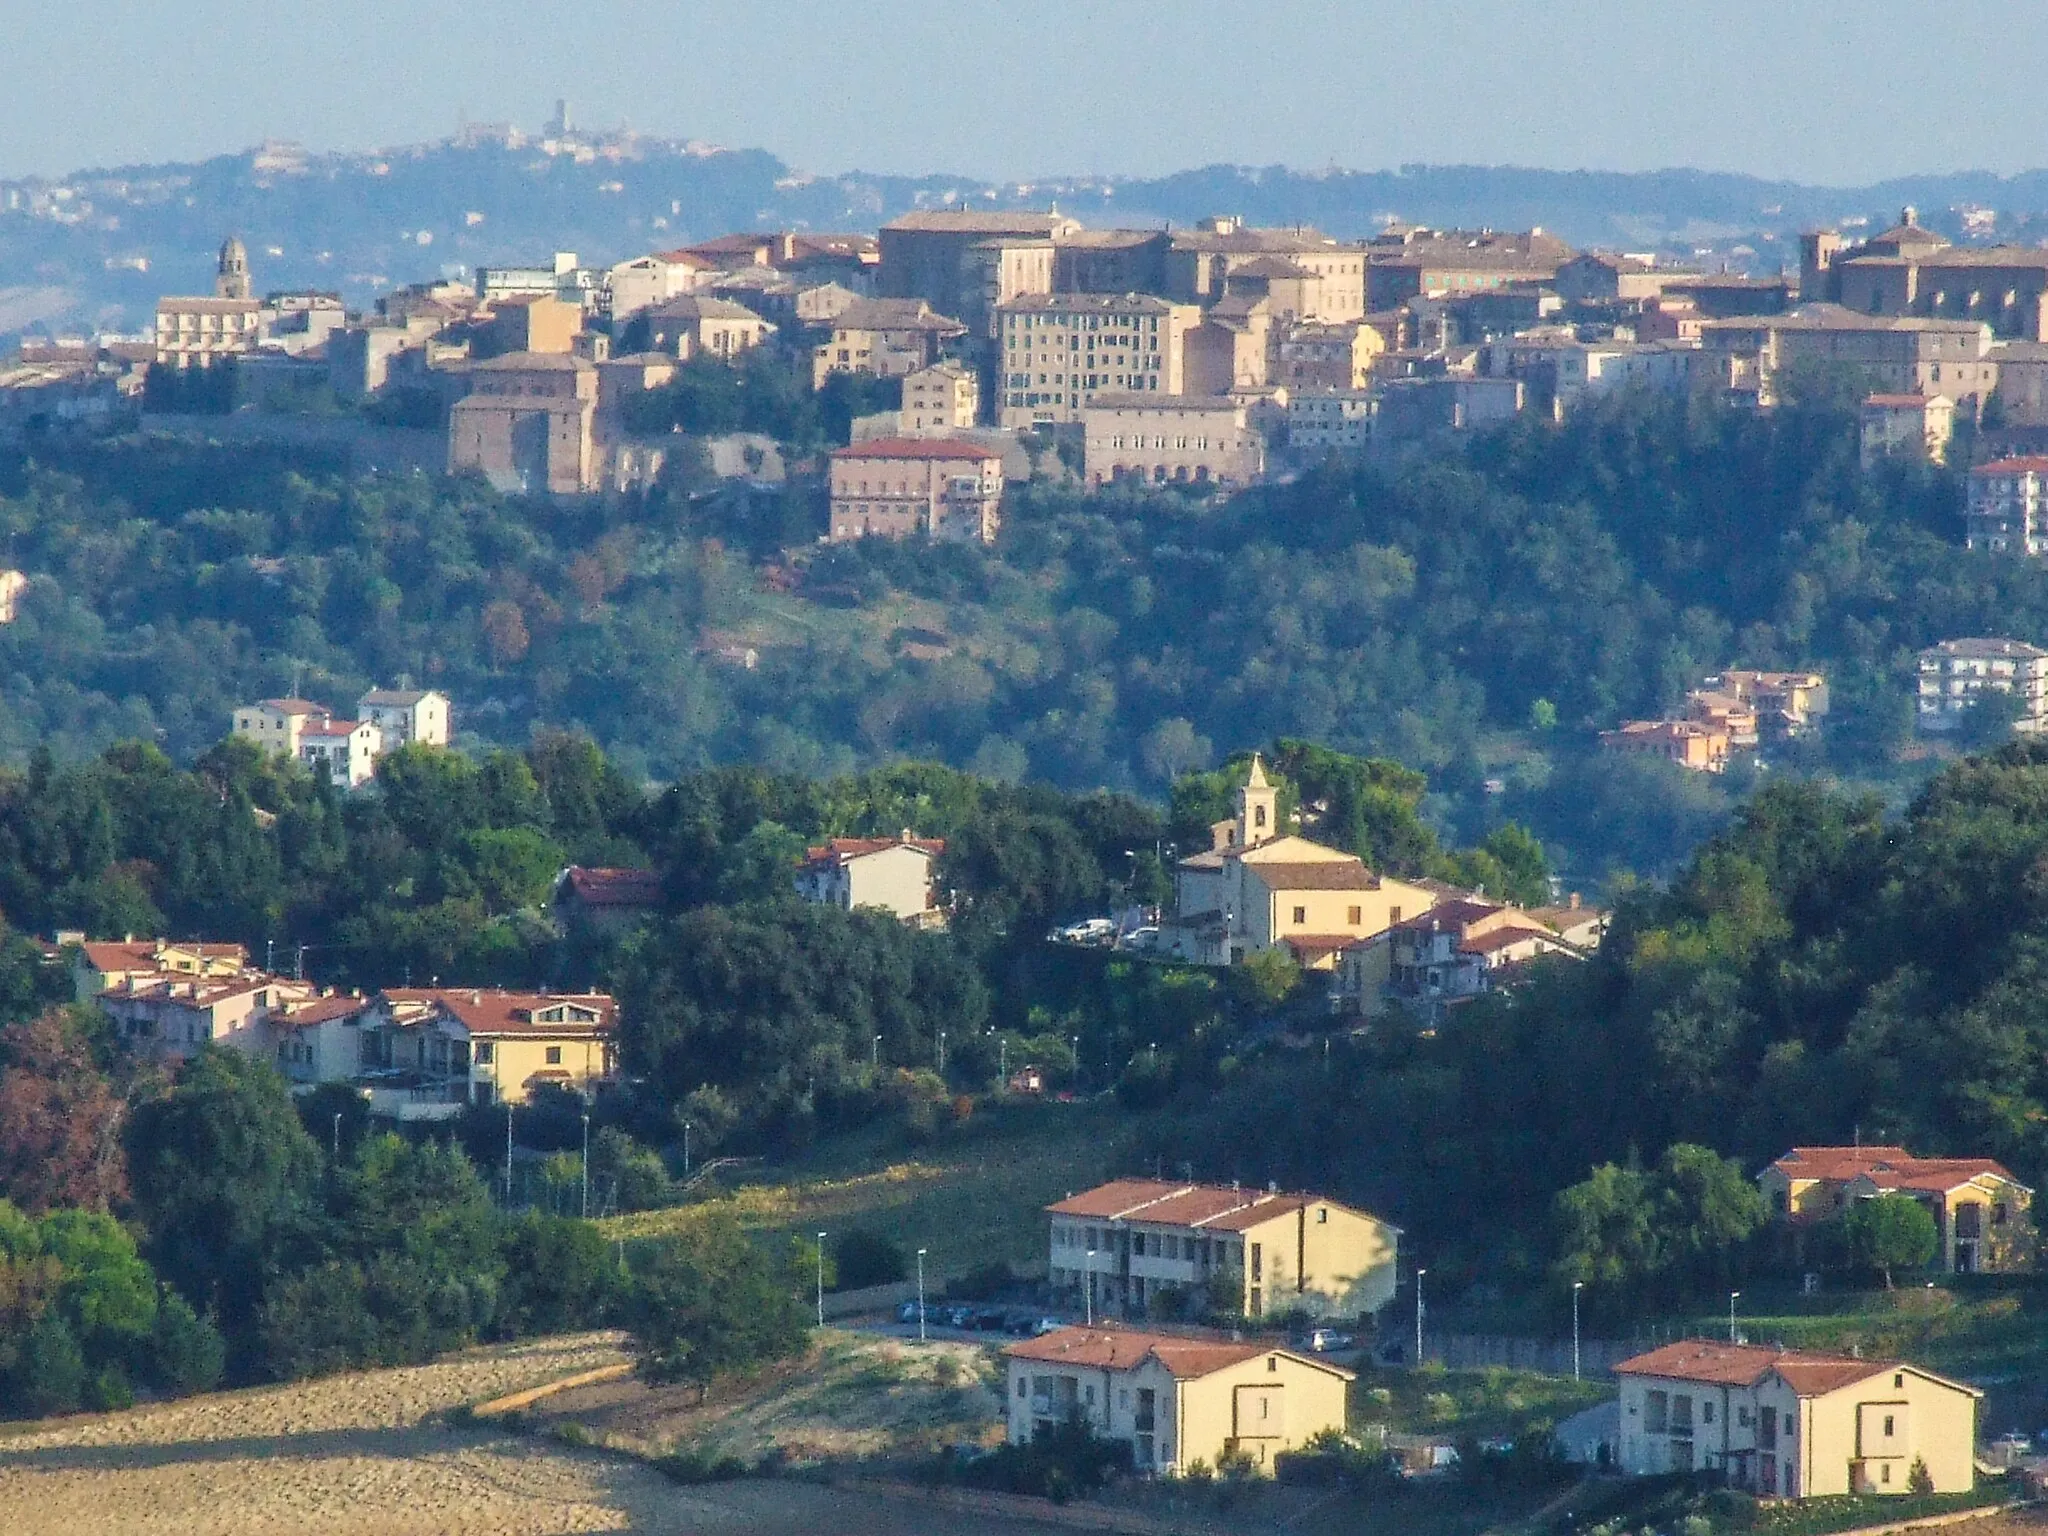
(1420, 1331), (1639, 1378)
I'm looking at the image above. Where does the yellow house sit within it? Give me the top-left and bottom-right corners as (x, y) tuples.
(1614, 1339), (1979, 1497)
(1046, 1178), (1399, 1322)
(1004, 1325), (1353, 1475)
(1760, 1146), (2033, 1274)
(368, 988), (616, 1111)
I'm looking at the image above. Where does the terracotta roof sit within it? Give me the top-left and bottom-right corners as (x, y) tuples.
(378, 988), (616, 1038)
(272, 993), (372, 1029)
(1615, 1339), (1882, 1392)
(1392, 898), (1505, 934)
(647, 294), (768, 323)
(299, 718), (367, 739)
(829, 298), (966, 333)
(1768, 1146), (1913, 1182)
(1924, 637), (2048, 660)
(1045, 1178), (1387, 1235)
(470, 352), (593, 372)
(799, 835), (945, 867)
(79, 940), (248, 972)
(1460, 924), (1561, 956)
(1973, 457), (2048, 475)
(1246, 861), (1377, 891)
(257, 698), (329, 716)
(830, 438), (999, 462)
(1004, 1324), (1351, 1382)
(1858, 1159), (2027, 1195)
(560, 866), (664, 907)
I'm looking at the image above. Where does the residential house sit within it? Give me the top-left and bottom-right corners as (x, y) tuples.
(827, 438), (1004, 543)
(1613, 1339), (1979, 1496)
(900, 361), (979, 432)
(1760, 1146), (2034, 1274)
(1551, 253), (1703, 304)
(448, 353), (599, 494)
(1966, 456), (2048, 556)
(1365, 225), (1574, 311)
(1287, 389), (1373, 452)
(1082, 394), (1263, 489)
(552, 866), (665, 934)
(270, 991), (375, 1086)
(71, 938), (249, 1000)
(1704, 671), (1830, 739)
(1684, 688), (1760, 748)
(1860, 393), (1955, 466)
(363, 988), (617, 1114)
(1273, 320), (1386, 391)
(1917, 637), (2048, 733)
(810, 298), (966, 387)
(99, 971), (310, 1066)
(1045, 1179), (1400, 1323)
(681, 231), (879, 291)
(296, 716), (383, 789)
(1598, 719), (1731, 772)
(605, 248), (717, 321)
(357, 689), (451, 750)
(794, 833), (945, 924)
(1164, 218), (1367, 323)
(1162, 758), (1437, 967)
(1333, 896), (1597, 1022)
(996, 292), (1201, 428)
(1004, 1325), (1353, 1475)
(642, 295), (774, 361)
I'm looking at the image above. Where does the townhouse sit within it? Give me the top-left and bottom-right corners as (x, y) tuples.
(1760, 1146), (2033, 1274)
(827, 438), (1004, 543)
(360, 988), (617, 1116)
(1334, 895), (1599, 1022)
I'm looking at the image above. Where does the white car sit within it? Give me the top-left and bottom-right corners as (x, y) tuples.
(1059, 918), (1115, 943)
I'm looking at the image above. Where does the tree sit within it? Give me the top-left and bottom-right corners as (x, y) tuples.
(1843, 1195), (1938, 1288)
(831, 1230), (907, 1291)
(621, 1212), (807, 1387)
(1552, 1163), (1660, 1306)
(0, 1010), (127, 1214)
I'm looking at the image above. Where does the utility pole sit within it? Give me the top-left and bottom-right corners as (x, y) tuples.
(1415, 1267), (1427, 1368)
(916, 1248), (928, 1342)
(1572, 1280), (1583, 1381)
(816, 1231), (826, 1328)
(1729, 1290), (1741, 1344)
(580, 1112), (591, 1220)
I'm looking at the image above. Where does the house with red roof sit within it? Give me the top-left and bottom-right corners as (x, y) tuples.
(826, 437), (1004, 543)
(1760, 1146), (2033, 1274)
(1004, 1323), (1352, 1475)
(552, 865), (665, 934)
(1332, 894), (1599, 1022)
(793, 832), (945, 925)
(1613, 1338), (1979, 1496)
(1045, 1178), (1398, 1324)
(360, 988), (617, 1118)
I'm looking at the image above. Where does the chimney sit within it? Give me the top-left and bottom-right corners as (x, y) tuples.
(1569, 892), (1581, 910)
(471, 990), (482, 1005)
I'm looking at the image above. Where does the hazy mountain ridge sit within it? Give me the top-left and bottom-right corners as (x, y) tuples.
(11, 134), (2048, 334)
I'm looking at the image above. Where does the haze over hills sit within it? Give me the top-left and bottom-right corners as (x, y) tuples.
(13, 117), (2048, 336)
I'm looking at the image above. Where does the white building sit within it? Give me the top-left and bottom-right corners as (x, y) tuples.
(793, 833), (945, 923)
(1082, 394), (1263, 489)
(357, 689), (451, 750)
(996, 292), (1202, 427)
(0, 570), (27, 624)
(1916, 637), (2048, 734)
(1965, 456), (2048, 555)
(297, 718), (383, 788)
(1287, 389), (1373, 452)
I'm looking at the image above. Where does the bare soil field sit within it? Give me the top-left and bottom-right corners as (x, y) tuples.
(0, 1332), (1072, 1535)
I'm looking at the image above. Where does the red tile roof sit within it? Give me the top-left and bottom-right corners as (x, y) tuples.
(800, 835), (944, 867)
(830, 438), (1000, 461)
(1004, 1324), (1350, 1381)
(1045, 1179), (1379, 1234)
(379, 989), (616, 1038)
(1244, 861), (1377, 891)
(1615, 1338), (1977, 1399)
(1973, 456), (2048, 475)
(560, 867), (664, 907)
(1767, 1146), (2025, 1193)
(272, 993), (372, 1029)
(78, 940), (248, 973)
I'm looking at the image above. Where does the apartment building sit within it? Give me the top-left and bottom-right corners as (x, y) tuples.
(481, 294), (582, 357)
(233, 698), (334, 758)
(1165, 217), (1367, 323)
(1709, 670), (1830, 737)
(1598, 719), (1732, 772)
(1334, 896), (1594, 1021)
(827, 438), (1005, 543)
(362, 989), (617, 1114)
(878, 209), (1079, 321)
(605, 248), (717, 321)
(99, 971), (310, 1067)
(1365, 225), (1574, 310)
(642, 295), (774, 361)
(1698, 305), (1997, 410)
(1045, 1179), (1399, 1322)
(1917, 637), (2048, 733)
(996, 292), (1202, 427)
(810, 298), (966, 387)
(900, 361), (979, 432)
(1274, 320), (1387, 390)
(1614, 1340), (1978, 1496)
(448, 353), (600, 494)
(793, 833), (945, 923)
(1760, 1146), (2033, 1275)
(1082, 394), (1262, 489)
(1054, 228), (1173, 296)
(1860, 393), (1955, 466)
(1965, 456), (2048, 555)
(1287, 389), (1373, 452)
(296, 717), (383, 789)
(1551, 252), (1704, 304)
(1004, 1326), (1352, 1476)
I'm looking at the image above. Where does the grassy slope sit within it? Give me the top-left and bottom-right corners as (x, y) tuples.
(603, 1098), (1133, 1280)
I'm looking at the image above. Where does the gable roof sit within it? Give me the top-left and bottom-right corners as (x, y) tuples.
(559, 866), (664, 908)
(1615, 1338), (1978, 1400)
(1045, 1178), (1391, 1235)
(1004, 1324), (1352, 1381)
(799, 834), (945, 868)
(379, 988), (616, 1038)
(1767, 1145), (2028, 1193)
(1247, 861), (1378, 892)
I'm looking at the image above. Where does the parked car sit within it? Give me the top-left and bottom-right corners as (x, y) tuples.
(938, 1304), (974, 1329)
(896, 1300), (926, 1326)
(1028, 1317), (1061, 1336)
(1003, 1315), (1039, 1337)
(969, 1307), (1010, 1332)
(1305, 1328), (1355, 1354)
(1121, 926), (1160, 951)
(1056, 918), (1115, 944)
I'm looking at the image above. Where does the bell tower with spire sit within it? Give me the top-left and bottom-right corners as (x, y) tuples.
(215, 235), (251, 300)
(1235, 754), (1277, 848)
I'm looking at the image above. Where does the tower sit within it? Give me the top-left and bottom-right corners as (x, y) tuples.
(215, 235), (251, 300)
(1235, 754), (1278, 848)
(1797, 230), (1842, 304)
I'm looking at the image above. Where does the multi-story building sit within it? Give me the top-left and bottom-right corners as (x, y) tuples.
(1004, 1325), (1353, 1477)
(1917, 637), (2048, 733)
(827, 438), (1005, 543)
(1365, 225), (1574, 310)
(1613, 1339), (1979, 1496)
(900, 361), (979, 433)
(1759, 1146), (2034, 1275)
(481, 294), (583, 357)
(1860, 393), (1955, 466)
(361, 988), (617, 1115)
(1053, 229), (1173, 297)
(1287, 389), (1373, 452)
(605, 248), (717, 321)
(961, 237), (1058, 339)
(448, 353), (599, 494)
(1965, 456), (2048, 555)
(809, 298), (966, 387)
(1598, 718), (1731, 772)
(356, 689), (450, 750)
(878, 209), (1079, 322)
(642, 295), (774, 361)
(1165, 217), (1367, 323)
(1708, 670), (1830, 737)
(99, 971), (311, 1067)
(996, 292), (1201, 428)
(232, 698), (332, 759)
(154, 237), (263, 369)
(1082, 394), (1262, 489)
(1372, 375), (1524, 443)
(1550, 252), (1704, 304)
(793, 832), (945, 923)
(1274, 320), (1387, 390)
(296, 717), (383, 789)
(1334, 896), (1596, 1021)
(1802, 207), (2048, 342)
(1698, 305), (1997, 411)
(71, 938), (250, 1000)
(1045, 1179), (1398, 1324)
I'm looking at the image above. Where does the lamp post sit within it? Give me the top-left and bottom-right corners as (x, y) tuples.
(1085, 1249), (1096, 1326)
(580, 1112), (591, 1220)
(332, 1112), (342, 1162)
(1572, 1280), (1584, 1381)
(682, 1120), (691, 1178)
(816, 1231), (827, 1328)
(504, 1100), (514, 1203)
(872, 1034), (880, 1069)
(916, 1248), (928, 1342)
(999, 1037), (1008, 1083)
(938, 1030), (947, 1075)
(1414, 1267), (1427, 1368)
(1729, 1290), (1741, 1344)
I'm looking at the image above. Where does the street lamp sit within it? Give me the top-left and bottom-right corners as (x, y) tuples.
(872, 1034), (881, 1069)
(1729, 1290), (1741, 1344)
(332, 1112), (342, 1162)
(938, 1030), (947, 1074)
(682, 1120), (691, 1178)
(504, 1100), (514, 1202)
(1415, 1267), (1427, 1368)
(1085, 1249), (1096, 1326)
(816, 1231), (827, 1328)
(916, 1248), (928, 1342)
(580, 1112), (591, 1220)
(1572, 1281), (1584, 1381)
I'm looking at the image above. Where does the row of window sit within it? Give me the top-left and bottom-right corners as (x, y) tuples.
(1005, 313), (1164, 331)
(1051, 1223), (1246, 1265)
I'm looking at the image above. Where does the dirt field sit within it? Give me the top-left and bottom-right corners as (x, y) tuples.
(0, 1332), (1077, 1536)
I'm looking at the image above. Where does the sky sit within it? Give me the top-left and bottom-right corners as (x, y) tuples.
(8, 0), (2048, 187)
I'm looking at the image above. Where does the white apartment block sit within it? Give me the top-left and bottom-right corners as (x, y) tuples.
(1916, 637), (2048, 734)
(1966, 456), (2048, 556)
(1287, 389), (1373, 452)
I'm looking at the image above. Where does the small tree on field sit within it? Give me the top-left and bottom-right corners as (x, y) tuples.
(1843, 1194), (1937, 1288)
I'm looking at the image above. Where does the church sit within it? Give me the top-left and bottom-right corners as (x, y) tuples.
(1160, 756), (1438, 969)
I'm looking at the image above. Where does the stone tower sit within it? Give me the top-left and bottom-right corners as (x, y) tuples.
(215, 235), (251, 300)
(1235, 754), (1278, 848)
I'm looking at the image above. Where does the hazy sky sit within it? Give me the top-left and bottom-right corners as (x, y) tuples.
(9, 0), (2048, 186)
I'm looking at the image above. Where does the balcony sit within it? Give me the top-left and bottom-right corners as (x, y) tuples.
(356, 1069), (468, 1122)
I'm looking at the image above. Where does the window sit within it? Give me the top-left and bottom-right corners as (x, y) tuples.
(545, 1045), (562, 1065)
(475, 1042), (493, 1064)
(1881, 1464), (1891, 1484)
(1317, 1207), (1328, 1224)
(1348, 906), (1363, 925)
(1268, 1356), (1278, 1372)
(1703, 1402), (1714, 1424)
(1017, 1379), (1026, 1398)
(1893, 1373), (1904, 1389)
(1293, 907), (1307, 924)
(1644, 1391), (1669, 1434)
(1883, 1415), (1895, 1436)
(1390, 907), (1403, 924)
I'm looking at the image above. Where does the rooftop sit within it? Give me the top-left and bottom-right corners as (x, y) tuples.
(1973, 457), (2048, 475)
(884, 209), (1074, 235)
(800, 834), (945, 866)
(1614, 1339), (1914, 1396)
(1046, 1177), (1387, 1235)
(558, 866), (665, 908)
(1005, 1324), (1350, 1381)
(379, 988), (616, 1038)
(1924, 637), (2048, 660)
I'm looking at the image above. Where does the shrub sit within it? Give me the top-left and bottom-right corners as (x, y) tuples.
(968, 1420), (1131, 1501)
(945, 1261), (1015, 1302)
(1909, 1457), (1934, 1494)
(15, 1312), (85, 1416)
(831, 1229), (908, 1291)
(149, 1290), (226, 1395)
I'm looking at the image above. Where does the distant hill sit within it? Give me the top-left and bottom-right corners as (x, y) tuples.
(10, 131), (2048, 335)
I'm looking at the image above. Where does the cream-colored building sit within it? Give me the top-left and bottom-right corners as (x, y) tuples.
(1859, 393), (1954, 466)
(98, 971), (311, 1067)
(1005, 1325), (1352, 1476)
(1166, 218), (1367, 323)
(1760, 1146), (2033, 1274)
(1164, 758), (1437, 968)
(233, 698), (334, 758)
(901, 361), (979, 432)
(1288, 389), (1373, 452)
(1917, 637), (2048, 733)
(154, 236), (262, 368)
(810, 298), (966, 387)
(357, 689), (451, 750)
(1335, 896), (1595, 1021)
(793, 833), (944, 922)
(1599, 718), (1732, 771)
(1966, 456), (2048, 556)
(1083, 394), (1262, 489)
(642, 295), (774, 361)
(997, 292), (1202, 427)
(1275, 320), (1386, 390)
(1613, 1339), (1979, 1497)
(1047, 1179), (1399, 1323)
(449, 353), (599, 495)
(364, 989), (616, 1113)
(606, 249), (716, 321)
(877, 208), (1078, 323)
(1699, 305), (1997, 411)
(0, 569), (26, 625)
(72, 939), (250, 1000)
(828, 438), (1004, 543)
(296, 717), (383, 789)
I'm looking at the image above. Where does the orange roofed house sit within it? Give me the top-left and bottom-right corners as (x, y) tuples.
(1760, 1146), (2034, 1274)
(1005, 1324), (1352, 1476)
(359, 989), (617, 1118)
(1599, 718), (1731, 772)
(1046, 1179), (1399, 1323)
(827, 438), (1004, 544)
(552, 865), (665, 934)
(1614, 1338), (1979, 1496)
(793, 832), (944, 925)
